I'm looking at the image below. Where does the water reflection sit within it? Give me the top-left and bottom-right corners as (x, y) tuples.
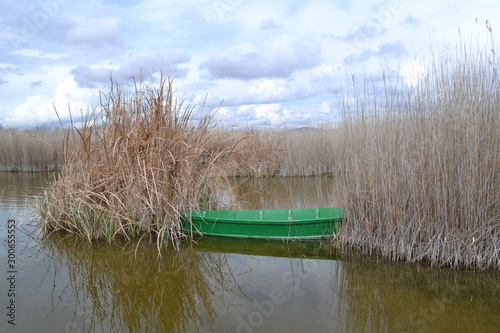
(40, 233), (231, 332)
(192, 236), (337, 259)
(334, 254), (500, 333)
(0, 172), (54, 209)
(40, 232), (500, 332)
(39, 233), (343, 332)
(231, 176), (343, 210)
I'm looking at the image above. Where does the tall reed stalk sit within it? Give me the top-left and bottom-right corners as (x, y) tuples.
(37, 77), (233, 249)
(335, 35), (500, 269)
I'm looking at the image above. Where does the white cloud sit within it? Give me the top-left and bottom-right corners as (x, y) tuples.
(319, 102), (330, 114)
(248, 79), (289, 101)
(255, 103), (281, 118)
(11, 49), (42, 57)
(221, 103), (312, 127)
(66, 16), (126, 46)
(71, 50), (191, 88)
(4, 77), (96, 127)
(399, 61), (427, 88)
(6, 94), (55, 126)
(1, 0), (499, 128)
(200, 33), (321, 79)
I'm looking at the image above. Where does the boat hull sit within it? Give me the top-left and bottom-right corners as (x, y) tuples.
(180, 207), (343, 240)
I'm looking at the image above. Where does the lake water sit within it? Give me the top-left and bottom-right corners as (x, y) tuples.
(1, 173), (499, 332)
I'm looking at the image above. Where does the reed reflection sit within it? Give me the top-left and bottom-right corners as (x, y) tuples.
(41, 233), (231, 333)
(330, 254), (500, 333)
(0, 172), (54, 208)
(36, 213), (500, 332)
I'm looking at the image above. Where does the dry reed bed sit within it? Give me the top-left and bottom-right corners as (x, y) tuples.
(221, 127), (342, 177)
(0, 126), (65, 171)
(38, 77), (234, 249)
(273, 127), (342, 177)
(0, 119), (341, 177)
(223, 128), (284, 177)
(335, 39), (500, 269)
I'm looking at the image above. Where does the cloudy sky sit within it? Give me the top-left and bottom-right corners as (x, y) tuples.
(1, 0), (498, 128)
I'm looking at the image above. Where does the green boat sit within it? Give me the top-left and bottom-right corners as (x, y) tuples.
(180, 207), (344, 240)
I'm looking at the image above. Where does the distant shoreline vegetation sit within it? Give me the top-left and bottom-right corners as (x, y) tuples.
(0, 124), (342, 176)
(2, 33), (498, 270)
(0, 126), (66, 172)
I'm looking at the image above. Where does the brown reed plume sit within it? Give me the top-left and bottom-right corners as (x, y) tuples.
(37, 76), (234, 250)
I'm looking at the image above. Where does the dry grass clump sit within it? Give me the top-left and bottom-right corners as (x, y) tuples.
(0, 126), (66, 171)
(38, 77), (234, 249)
(335, 36), (500, 269)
